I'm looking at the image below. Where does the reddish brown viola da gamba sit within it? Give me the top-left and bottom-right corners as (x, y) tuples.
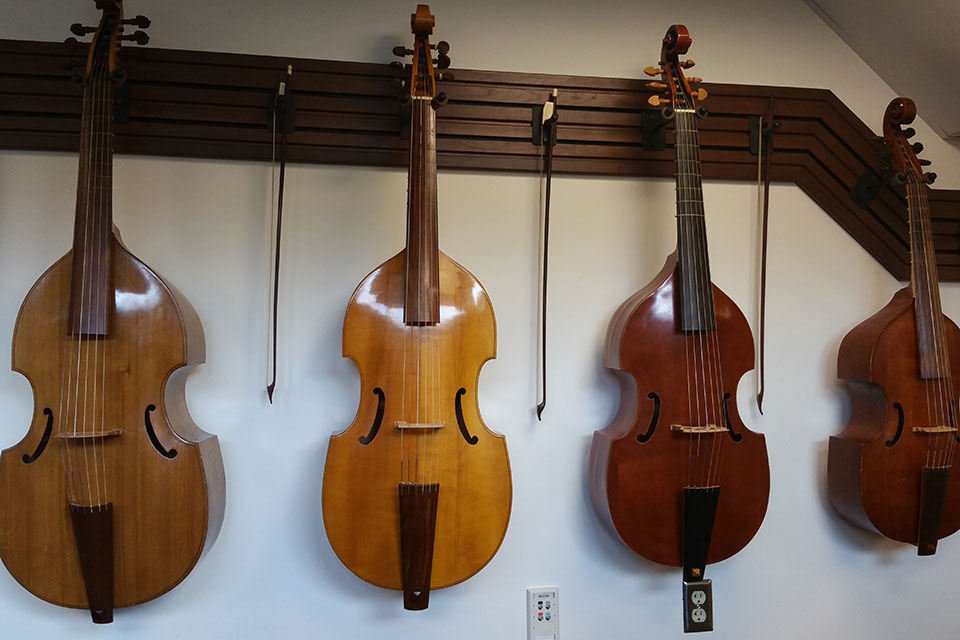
(589, 24), (769, 633)
(829, 97), (960, 554)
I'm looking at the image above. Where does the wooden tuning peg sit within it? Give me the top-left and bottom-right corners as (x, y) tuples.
(646, 81), (667, 89)
(679, 60), (695, 68)
(121, 30), (150, 45)
(70, 24), (97, 36)
(644, 66), (664, 76)
(433, 40), (450, 54)
(688, 77), (703, 83)
(122, 15), (151, 29)
(924, 172), (937, 184)
(393, 46), (414, 57)
(919, 158), (932, 166)
(694, 88), (708, 100)
(435, 53), (451, 69)
(648, 95), (668, 107)
(903, 127), (916, 138)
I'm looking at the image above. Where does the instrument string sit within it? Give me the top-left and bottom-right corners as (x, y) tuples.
(88, 49), (109, 509)
(922, 179), (957, 469)
(99, 44), (113, 505)
(677, 109), (703, 488)
(909, 178), (937, 467)
(692, 107), (724, 490)
(907, 155), (950, 469)
(906, 177), (935, 469)
(58, 46), (99, 507)
(73, 51), (104, 508)
(417, 96), (425, 493)
(677, 104), (728, 491)
(916, 174), (953, 469)
(694, 108), (727, 491)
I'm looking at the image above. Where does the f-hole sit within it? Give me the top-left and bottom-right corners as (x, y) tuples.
(637, 392), (660, 443)
(22, 408), (53, 464)
(887, 402), (904, 447)
(144, 405), (178, 459)
(951, 401), (960, 444)
(722, 393), (742, 442)
(359, 388), (386, 445)
(455, 388), (479, 445)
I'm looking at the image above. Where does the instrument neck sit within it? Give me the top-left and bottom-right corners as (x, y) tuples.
(908, 181), (943, 378)
(404, 97), (440, 326)
(674, 108), (715, 332)
(69, 60), (115, 336)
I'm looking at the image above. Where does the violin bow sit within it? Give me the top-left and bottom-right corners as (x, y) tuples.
(267, 65), (293, 403)
(536, 89), (558, 420)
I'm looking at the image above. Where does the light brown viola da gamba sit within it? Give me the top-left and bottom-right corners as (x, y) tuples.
(0, 2), (224, 623)
(589, 25), (769, 590)
(829, 98), (960, 554)
(321, 5), (511, 611)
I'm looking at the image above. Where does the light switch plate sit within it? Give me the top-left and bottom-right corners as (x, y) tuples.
(527, 587), (559, 639)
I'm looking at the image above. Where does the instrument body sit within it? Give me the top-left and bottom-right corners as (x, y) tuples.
(590, 253), (769, 565)
(323, 250), (511, 588)
(0, 1), (224, 619)
(829, 98), (959, 553)
(0, 237), (224, 608)
(321, 5), (510, 609)
(830, 288), (960, 545)
(589, 25), (769, 576)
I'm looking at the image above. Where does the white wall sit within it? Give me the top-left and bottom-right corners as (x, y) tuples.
(1, 1), (960, 638)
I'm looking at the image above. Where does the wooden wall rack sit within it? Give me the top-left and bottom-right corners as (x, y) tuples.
(1, 39), (958, 280)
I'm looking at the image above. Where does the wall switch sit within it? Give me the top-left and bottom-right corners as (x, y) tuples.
(682, 579), (713, 633)
(527, 587), (559, 640)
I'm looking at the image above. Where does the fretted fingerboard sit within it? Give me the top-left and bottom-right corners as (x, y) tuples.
(67, 62), (114, 336)
(674, 109), (715, 332)
(907, 182), (944, 379)
(403, 97), (440, 326)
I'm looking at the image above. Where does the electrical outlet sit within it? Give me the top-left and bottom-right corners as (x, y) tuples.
(682, 579), (713, 633)
(527, 587), (559, 640)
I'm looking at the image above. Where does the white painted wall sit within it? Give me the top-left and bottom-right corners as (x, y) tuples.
(1, 1), (959, 638)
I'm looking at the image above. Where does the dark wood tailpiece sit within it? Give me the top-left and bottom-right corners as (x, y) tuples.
(917, 466), (950, 556)
(398, 483), (439, 610)
(69, 503), (114, 623)
(682, 487), (720, 582)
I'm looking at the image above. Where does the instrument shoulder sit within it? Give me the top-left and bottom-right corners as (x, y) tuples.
(604, 252), (677, 369)
(838, 287), (916, 381)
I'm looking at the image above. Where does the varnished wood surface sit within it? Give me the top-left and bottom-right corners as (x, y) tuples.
(590, 253), (770, 567)
(5, 38), (960, 281)
(322, 250), (511, 590)
(829, 287), (960, 544)
(0, 235), (225, 609)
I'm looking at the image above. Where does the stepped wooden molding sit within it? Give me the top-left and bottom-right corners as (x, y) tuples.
(1, 39), (959, 280)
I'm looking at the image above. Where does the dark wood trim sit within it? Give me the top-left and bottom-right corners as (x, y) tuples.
(2, 38), (959, 281)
